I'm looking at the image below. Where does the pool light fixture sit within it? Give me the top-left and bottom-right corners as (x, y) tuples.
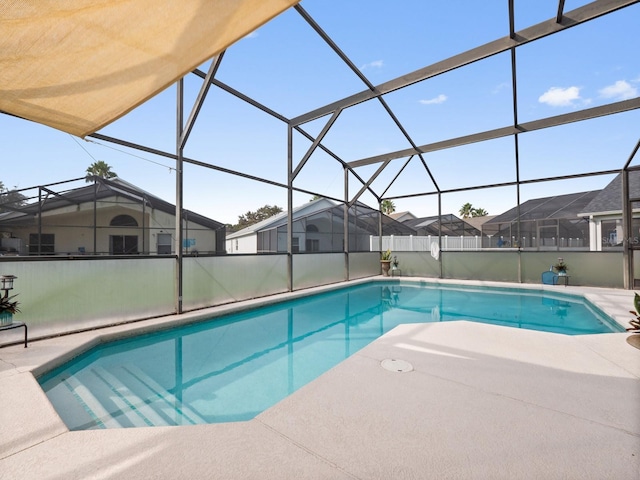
(1, 275), (17, 298)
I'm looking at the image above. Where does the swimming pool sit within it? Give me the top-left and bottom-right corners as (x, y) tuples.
(39, 281), (623, 430)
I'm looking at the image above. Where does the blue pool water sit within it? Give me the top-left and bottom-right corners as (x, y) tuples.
(39, 281), (623, 430)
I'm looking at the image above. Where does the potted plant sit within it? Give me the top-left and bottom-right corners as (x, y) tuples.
(553, 257), (569, 276)
(381, 249), (392, 276)
(627, 293), (640, 332)
(392, 255), (399, 271)
(0, 293), (19, 326)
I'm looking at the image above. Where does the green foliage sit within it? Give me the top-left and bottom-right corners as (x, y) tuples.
(553, 258), (569, 272)
(0, 181), (27, 212)
(86, 161), (117, 182)
(229, 204), (283, 232)
(381, 200), (396, 215)
(459, 203), (488, 218)
(0, 294), (20, 314)
(472, 207), (488, 217)
(381, 249), (392, 261)
(628, 293), (640, 331)
(459, 203), (473, 218)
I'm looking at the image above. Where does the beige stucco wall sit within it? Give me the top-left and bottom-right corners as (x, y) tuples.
(5, 195), (219, 255)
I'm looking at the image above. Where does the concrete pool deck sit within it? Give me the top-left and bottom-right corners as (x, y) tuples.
(1, 278), (639, 479)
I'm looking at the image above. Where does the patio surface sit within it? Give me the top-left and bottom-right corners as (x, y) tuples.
(1, 279), (639, 479)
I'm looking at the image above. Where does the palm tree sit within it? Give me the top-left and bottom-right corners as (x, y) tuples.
(459, 202), (473, 219)
(472, 207), (488, 217)
(85, 161), (117, 182)
(381, 200), (396, 215)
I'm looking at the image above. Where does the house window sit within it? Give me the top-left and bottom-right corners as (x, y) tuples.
(306, 239), (320, 252)
(157, 233), (172, 254)
(110, 215), (138, 227)
(28, 233), (55, 255)
(235, 239), (238, 251)
(110, 235), (138, 254)
(292, 237), (299, 253)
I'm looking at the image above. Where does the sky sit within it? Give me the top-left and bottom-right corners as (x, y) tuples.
(1, 0), (639, 226)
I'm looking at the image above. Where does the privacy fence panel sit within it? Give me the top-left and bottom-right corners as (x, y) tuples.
(0, 257), (174, 346)
(183, 254), (288, 310)
(349, 252), (380, 279)
(292, 253), (345, 290)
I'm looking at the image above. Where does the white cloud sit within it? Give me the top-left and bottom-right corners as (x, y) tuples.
(538, 86), (582, 107)
(361, 60), (383, 70)
(419, 94), (447, 105)
(243, 31), (259, 39)
(598, 80), (637, 100)
(492, 82), (510, 94)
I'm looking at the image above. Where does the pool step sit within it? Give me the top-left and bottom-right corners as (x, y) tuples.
(84, 365), (206, 427)
(61, 375), (122, 429)
(120, 365), (206, 425)
(91, 367), (170, 427)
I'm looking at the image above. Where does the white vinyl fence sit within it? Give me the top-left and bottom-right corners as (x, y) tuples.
(371, 235), (482, 252)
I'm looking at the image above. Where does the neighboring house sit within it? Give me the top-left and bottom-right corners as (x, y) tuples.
(389, 211), (416, 223)
(482, 191), (599, 249)
(0, 177), (226, 255)
(226, 198), (415, 254)
(401, 214), (482, 237)
(578, 171), (640, 251)
(464, 215), (496, 232)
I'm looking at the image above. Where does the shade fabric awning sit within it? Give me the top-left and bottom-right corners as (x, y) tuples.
(0, 0), (298, 138)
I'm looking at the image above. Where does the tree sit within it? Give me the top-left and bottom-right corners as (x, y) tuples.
(459, 202), (473, 218)
(229, 204), (283, 232)
(85, 161), (117, 182)
(471, 207), (488, 217)
(381, 200), (396, 215)
(0, 181), (26, 212)
(309, 195), (323, 202)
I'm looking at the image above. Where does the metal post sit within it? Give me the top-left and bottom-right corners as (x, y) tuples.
(345, 167), (350, 278)
(622, 169), (632, 289)
(93, 179), (97, 254)
(438, 192), (443, 278)
(175, 80), (184, 313)
(287, 125), (293, 291)
(37, 187), (42, 256)
(142, 196), (146, 255)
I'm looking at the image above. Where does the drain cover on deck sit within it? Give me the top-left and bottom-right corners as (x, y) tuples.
(381, 358), (413, 373)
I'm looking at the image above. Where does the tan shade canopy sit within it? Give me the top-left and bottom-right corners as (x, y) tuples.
(0, 0), (299, 138)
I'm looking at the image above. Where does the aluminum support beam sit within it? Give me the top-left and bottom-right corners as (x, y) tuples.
(291, 109), (341, 181)
(380, 156), (414, 198)
(287, 125), (293, 291)
(348, 97), (640, 168)
(349, 160), (389, 208)
(175, 80), (184, 314)
(384, 169), (621, 201)
(292, 0), (637, 127)
(181, 54), (224, 149)
(622, 169), (632, 289)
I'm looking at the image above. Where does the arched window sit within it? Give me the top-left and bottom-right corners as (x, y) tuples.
(110, 214), (138, 227)
(306, 224), (319, 233)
